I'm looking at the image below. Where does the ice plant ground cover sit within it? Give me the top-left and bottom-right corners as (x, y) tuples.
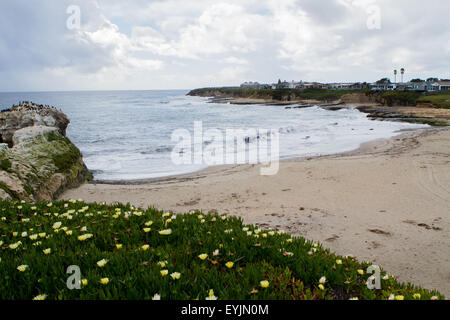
(0, 200), (444, 300)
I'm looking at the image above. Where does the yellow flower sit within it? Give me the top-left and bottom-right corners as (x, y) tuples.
(143, 228), (151, 233)
(413, 293), (421, 300)
(17, 265), (28, 272)
(198, 254), (208, 260)
(205, 290), (218, 300)
(33, 294), (47, 301)
(260, 280), (270, 288)
(29, 234), (38, 240)
(81, 279), (88, 286)
(357, 269), (365, 275)
(141, 245), (150, 251)
(145, 221), (153, 227)
(100, 278), (109, 285)
(160, 270), (169, 277)
(159, 229), (172, 235)
(12, 232), (18, 237)
(318, 284), (325, 291)
(225, 262), (234, 269)
(116, 244), (123, 250)
(157, 261), (168, 268)
(97, 259), (108, 268)
(43, 248), (51, 255)
(78, 233), (93, 241)
(65, 230), (73, 236)
(38, 232), (46, 238)
(336, 259), (343, 265)
(9, 241), (22, 250)
(286, 238), (293, 243)
(170, 272), (181, 280)
(395, 295), (404, 301)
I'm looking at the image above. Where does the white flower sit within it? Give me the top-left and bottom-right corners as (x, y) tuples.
(152, 294), (161, 300)
(97, 259), (108, 268)
(52, 222), (62, 229)
(319, 276), (326, 284)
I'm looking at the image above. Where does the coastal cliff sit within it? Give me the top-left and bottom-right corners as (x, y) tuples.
(0, 102), (90, 201)
(188, 88), (450, 126)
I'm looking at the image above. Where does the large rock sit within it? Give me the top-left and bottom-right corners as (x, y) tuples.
(12, 126), (59, 146)
(0, 102), (69, 146)
(0, 102), (90, 202)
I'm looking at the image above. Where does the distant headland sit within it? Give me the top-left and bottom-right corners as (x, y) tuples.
(188, 77), (450, 127)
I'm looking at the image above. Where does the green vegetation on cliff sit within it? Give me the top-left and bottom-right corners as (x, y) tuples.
(418, 92), (450, 109)
(189, 87), (450, 108)
(0, 199), (444, 300)
(188, 87), (367, 102)
(0, 129), (89, 202)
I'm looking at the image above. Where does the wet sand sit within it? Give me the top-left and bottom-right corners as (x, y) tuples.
(60, 128), (450, 296)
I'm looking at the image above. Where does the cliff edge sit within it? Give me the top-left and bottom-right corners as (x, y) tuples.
(0, 102), (90, 201)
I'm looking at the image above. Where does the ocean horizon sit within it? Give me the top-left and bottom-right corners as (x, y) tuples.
(0, 90), (427, 181)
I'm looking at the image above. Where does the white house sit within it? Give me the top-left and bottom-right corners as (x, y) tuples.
(434, 81), (450, 91)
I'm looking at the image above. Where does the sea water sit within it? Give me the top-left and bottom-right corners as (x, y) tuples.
(0, 90), (427, 181)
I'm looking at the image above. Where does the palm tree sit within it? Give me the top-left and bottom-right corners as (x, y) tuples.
(394, 70), (398, 83)
(401, 68), (405, 83)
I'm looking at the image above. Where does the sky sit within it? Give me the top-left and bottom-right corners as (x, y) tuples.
(0, 0), (449, 91)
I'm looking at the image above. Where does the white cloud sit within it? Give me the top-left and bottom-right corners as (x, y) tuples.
(222, 57), (249, 65)
(0, 0), (449, 91)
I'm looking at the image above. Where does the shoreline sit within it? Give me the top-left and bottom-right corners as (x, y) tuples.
(91, 127), (429, 186)
(60, 127), (450, 296)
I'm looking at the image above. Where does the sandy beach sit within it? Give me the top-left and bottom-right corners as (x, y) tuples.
(60, 128), (450, 296)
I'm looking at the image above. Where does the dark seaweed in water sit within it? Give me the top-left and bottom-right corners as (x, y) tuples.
(140, 146), (173, 155)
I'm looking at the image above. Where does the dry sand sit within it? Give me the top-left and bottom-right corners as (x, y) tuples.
(60, 128), (450, 296)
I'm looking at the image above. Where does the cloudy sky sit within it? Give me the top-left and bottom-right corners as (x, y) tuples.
(0, 0), (449, 91)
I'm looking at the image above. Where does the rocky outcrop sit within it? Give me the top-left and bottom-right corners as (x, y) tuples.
(0, 102), (90, 202)
(0, 102), (69, 147)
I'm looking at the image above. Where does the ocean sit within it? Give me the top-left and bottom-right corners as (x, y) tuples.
(0, 90), (427, 181)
